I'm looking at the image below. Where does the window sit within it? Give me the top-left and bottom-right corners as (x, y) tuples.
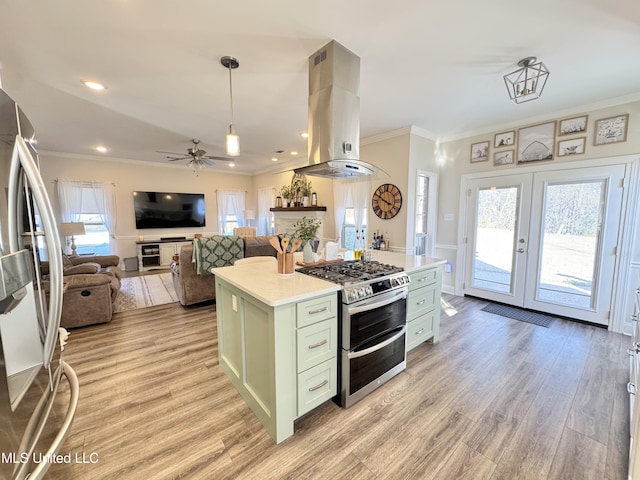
(342, 208), (367, 250)
(414, 171), (438, 257)
(75, 213), (110, 255)
(56, 180), (116, 256)
(216, 190), (246, 235)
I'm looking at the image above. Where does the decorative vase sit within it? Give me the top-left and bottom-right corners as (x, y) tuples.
(303, 241), (314, 263)
(303, 196), (309, 207)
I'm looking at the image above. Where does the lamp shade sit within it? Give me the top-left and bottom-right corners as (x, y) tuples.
(244, 210), (256, 221)
(59, 222), (86, 236)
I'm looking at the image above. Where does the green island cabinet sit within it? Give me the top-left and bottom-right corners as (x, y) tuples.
(215, 276), (338, 444)
(406, 265), (442, 351)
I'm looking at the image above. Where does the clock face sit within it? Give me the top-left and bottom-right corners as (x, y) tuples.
(372, 183), (402, 219)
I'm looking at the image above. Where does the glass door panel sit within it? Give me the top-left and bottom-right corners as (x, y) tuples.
(471, 186), (518, 293)
(536, 180), (605, 309)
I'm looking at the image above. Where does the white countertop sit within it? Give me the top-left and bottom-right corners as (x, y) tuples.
(212, 261), (340, 307)
(212, 253), (444, 307)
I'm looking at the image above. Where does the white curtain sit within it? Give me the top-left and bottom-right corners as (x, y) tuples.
(351, 181), (371, 233)
(56, 179), (117, 237)
(333, 180), (371, 246)
(56, 179), (83, 222)
(333, 182), (349, 245)
(217, 190), (246, 234)
(257, 187), (276, 235)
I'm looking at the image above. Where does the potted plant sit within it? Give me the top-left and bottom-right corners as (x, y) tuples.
(301, 179), (312, 207)
(280, 184), (291, 207)
(294, 216), (321, 263)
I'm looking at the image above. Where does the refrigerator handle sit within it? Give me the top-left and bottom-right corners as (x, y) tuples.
(9, 134), (64, 369)
(13, 361), (79, 480)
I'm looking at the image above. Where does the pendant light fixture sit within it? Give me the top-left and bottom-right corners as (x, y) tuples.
(221, 55), (240, 156)
(503, 56), (550, 104)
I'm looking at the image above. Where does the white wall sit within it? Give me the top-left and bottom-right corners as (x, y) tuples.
(39, 154), (252, 261)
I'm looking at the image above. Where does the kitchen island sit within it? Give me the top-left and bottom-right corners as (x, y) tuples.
(212, 253), (444, 443)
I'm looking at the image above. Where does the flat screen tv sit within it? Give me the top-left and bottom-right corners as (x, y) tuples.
(133, 191), (206, 229)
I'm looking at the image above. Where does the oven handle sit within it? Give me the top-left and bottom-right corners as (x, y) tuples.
(347, 288), (408, 315)
(348, 325), (407, 360)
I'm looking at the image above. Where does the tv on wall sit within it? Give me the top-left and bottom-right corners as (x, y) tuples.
(133, 191), (206, 229)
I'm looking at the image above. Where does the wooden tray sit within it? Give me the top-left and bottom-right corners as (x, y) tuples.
(296, 258), (344, 267)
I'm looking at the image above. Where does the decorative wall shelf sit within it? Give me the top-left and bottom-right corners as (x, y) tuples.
(270, 207), (327, 212)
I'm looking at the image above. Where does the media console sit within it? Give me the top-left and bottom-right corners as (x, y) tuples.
(136, 238), (192, 272)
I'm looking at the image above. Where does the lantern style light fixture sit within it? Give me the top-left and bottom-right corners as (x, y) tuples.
(221, 55), (240, 156)
(503, 57), (550, 104)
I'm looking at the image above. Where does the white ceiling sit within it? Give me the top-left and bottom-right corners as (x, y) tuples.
(1, 0), (639, 175)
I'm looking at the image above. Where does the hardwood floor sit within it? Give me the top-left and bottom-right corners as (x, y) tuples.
(46, 294), (630, 480)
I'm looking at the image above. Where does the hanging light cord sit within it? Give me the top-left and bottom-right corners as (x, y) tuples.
(228, 66), (235, 127)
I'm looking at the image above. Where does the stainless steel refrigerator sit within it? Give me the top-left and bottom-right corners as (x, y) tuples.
(0, 87), (79, 479)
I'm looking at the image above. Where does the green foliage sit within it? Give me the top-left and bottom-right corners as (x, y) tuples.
(294, 216), (321, 241)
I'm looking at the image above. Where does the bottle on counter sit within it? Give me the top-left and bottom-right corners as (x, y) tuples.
(354, 230), (362, 259)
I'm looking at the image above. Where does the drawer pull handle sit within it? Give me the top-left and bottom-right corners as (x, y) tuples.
(308, 339), (328, 349)
(629, 382), (637, 395)
(308, 306), (328, 315)
(417, 277), (426, 282)
(416, 300), (425, 306)
(309, 379), (329, 392)
(415, 328), (425, 335)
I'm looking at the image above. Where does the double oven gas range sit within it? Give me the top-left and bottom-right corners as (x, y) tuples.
(298, 260), (410, 407)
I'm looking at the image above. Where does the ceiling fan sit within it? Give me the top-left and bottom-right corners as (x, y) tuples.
(157, 139), (234, 170)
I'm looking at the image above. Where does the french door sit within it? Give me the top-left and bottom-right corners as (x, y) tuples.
(464, 165), (625, 325)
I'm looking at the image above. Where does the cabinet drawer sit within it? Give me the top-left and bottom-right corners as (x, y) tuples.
(296, 294), (337, 328)
(408, 267), (439, 290)
(406, 310), (435, 351)
(297, 358), (337, 417)
(297, 319), (337, 373)
(407, 284), (437, 319)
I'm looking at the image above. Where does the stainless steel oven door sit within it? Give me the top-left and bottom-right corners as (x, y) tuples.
(342, 287), (407, 350)
(341, 324), (407, 408)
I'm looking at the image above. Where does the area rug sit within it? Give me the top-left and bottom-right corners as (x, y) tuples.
(481, 303), (555, 327)
(114, 272), (178, 312)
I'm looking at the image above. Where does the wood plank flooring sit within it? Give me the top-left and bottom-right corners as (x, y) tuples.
(45, 294), (630, 480)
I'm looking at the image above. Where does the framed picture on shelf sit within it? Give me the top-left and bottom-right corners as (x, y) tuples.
(493, 150), (514, 165)
(557, 137), (586, 157)
(558, 115), (588, 136)
(517, 121), (556, 164)
(494, 131), (515, 148)
(594, 114), (629, 145)
(470, 141), (489, 163)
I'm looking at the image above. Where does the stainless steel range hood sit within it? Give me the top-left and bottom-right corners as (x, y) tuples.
(294, 41), (386, 180)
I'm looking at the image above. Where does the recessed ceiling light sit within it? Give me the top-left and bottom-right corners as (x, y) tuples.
(95, 146), (108, 153)
(271, 157), (278, 162)
(300, 132), (309, 139)
(290, 151), (298, 156)
(228, 162), (235, 167)
(82, 80), (106, 91)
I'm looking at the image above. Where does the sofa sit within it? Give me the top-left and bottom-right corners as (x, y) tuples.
(42, 254), (122, 328)
(171, 235), (277, 306)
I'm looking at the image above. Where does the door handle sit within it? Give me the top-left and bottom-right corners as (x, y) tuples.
(517, 248), (525, 253)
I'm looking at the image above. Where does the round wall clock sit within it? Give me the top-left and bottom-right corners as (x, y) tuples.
(372, 183), (402, 219)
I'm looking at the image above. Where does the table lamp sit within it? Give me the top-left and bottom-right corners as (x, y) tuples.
(244, 210), (255, 227)
(60, 222), (86, 256)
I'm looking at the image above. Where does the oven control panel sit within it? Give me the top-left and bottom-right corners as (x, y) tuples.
(343, 273), (411, 304)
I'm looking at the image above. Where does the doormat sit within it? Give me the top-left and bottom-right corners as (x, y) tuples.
(481, 303), (555, 327)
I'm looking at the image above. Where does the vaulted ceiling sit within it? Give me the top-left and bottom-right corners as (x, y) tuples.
(1, 0), (639, 175)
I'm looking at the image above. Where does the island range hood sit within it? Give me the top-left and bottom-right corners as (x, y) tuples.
(294, 41), (386, 180)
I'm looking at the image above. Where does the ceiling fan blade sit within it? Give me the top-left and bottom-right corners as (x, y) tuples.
(204, 155), (234, 161)
(167, 156), (190, 162)
(156, 150), (185, 155)
(195, 149), (207, 157)
(203, 159), (215, 166)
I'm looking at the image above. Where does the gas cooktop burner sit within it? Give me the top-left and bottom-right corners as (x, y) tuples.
(298, 260), (404, 285)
